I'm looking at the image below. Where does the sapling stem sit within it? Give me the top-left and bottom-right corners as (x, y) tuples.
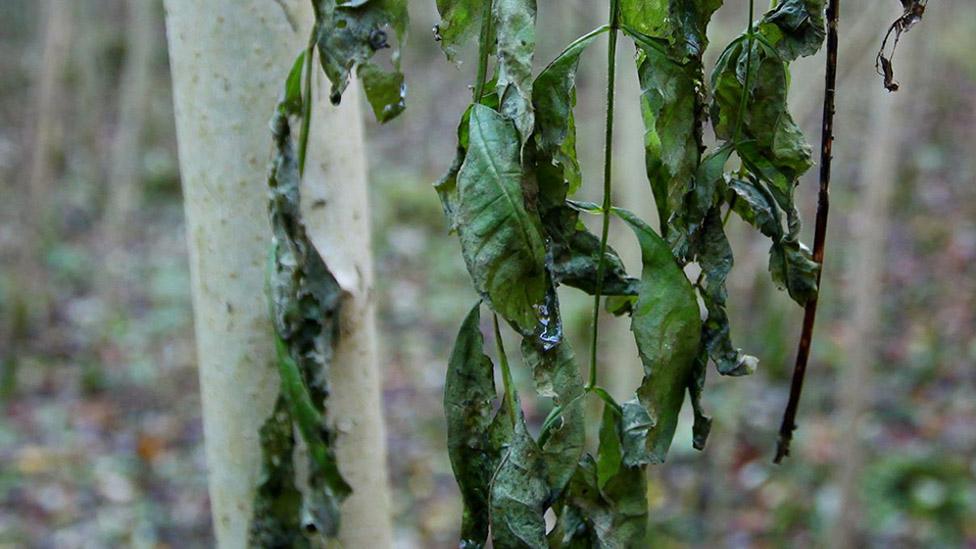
(588, 0), (621, 390)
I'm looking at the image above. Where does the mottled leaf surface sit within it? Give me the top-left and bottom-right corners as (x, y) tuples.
(634, 41), (700, 243)
(551, 409), (649, 548)
(251, 61), (350, 541)
(444, 302), (497, 547)
(314, 0), (408, 119)
(490, 411), (550, 549)
(522, 339), (584, 498)
(728, 175), (819, 304)
(493, 0), (537, 143)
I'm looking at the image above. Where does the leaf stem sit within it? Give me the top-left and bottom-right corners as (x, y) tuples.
(732, 0), (756, 145)
(588, 0), (621, 390)
(537, 385), (621, 446)
(774, 0), (840, 464)
(472, 0), (495, 103)
(297, 26), (317, 176)
(493, 314), (517, 426)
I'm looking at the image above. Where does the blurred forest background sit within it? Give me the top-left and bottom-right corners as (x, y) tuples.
(2, 0), (975, 547)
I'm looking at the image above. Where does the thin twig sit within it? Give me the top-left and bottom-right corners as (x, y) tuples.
(774, 0), (840, 463)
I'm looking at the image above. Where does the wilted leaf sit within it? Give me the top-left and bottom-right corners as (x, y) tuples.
(493, 0), (538, 142)
(522, 339), (584, 498)
(533, 26), (606, 195)
(252, 72), (350, 540)
(634, 40), (700, 243)
(456, 104), (548, 335)
(249, 398), (307, 548)
(757, 0), (827, 61)
(531, 29), (638, 299)
(729, 176), (819, 305)
(698, 207), (758, 376)
(550, 408), (648, 548)
(490, 408), (551, 548)
(444, 302), (497, 547)
(614, 208), (701, 463)
(435, 0), (489, 62)
(314, 0), (408, 118)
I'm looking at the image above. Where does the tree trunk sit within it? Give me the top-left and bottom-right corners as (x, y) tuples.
(163, 1), (393, 547)
(830, 37), (916, 549)
(105, 0), (156, 240)
(24, 0), (71, 313)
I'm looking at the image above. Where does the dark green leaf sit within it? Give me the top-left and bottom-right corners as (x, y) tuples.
(455, 104), (548, 335)
(444, 302), (497, 547)
(530, 29), (637, 299)
(710, 6), (825, 307)
(550, 228), (639, 297)
(770, 239), (819, 304)
(358, 61), (406, 123)
(614, 208), (702, 464)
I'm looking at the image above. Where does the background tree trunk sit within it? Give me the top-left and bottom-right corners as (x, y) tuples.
(830, 32), (918, 549)
(105, 0), (156, 241)
(24, 0), (71, 314)
(163, 1), (393, 546)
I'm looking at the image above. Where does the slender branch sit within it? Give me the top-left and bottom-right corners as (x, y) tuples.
(472, 0), (495, 103)
(588, 0), (621, 390)
(774, 0), (840, 463)
(493, 314), (517, 427)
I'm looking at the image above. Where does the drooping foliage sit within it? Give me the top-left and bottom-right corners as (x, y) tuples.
(435, 0), (828, 544)
(249, 1), (409, 544)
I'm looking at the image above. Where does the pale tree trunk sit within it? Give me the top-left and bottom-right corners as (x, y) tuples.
(163, 1), (393, 547)
(24, 0), (71, 313)
(830, 38), (918, 549)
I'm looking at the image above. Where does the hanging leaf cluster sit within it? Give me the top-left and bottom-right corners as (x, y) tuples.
(435, 0), (827, 545)
(250, 1), (409, 545)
